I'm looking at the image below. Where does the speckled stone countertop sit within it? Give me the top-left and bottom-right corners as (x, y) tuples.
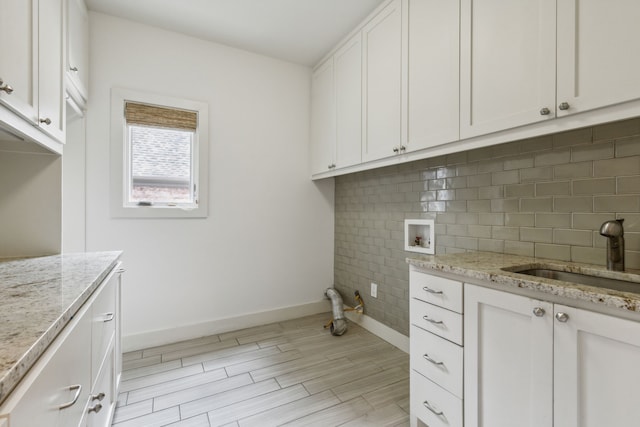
(407, 252), (640, 312)
(0, 251), (122, 405)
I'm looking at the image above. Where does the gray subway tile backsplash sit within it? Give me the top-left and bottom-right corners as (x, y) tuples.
(334, 117), (640, 336)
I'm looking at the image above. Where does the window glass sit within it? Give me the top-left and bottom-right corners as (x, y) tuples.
(127, 125), (195, 206)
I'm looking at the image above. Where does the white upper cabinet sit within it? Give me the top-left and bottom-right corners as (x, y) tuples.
(66, 0), (89, 105)
(0, 0), (66, 147)
(460, 0), (556, 139)
(362, 0), (404, 162)
(556, 0), (640, 116)
(406, 0), (460, 151)
(0, 0), (39, 124)
(334, 33), (362, 169)
(38, 0), (66, 142)
(310, 57), (336, 175)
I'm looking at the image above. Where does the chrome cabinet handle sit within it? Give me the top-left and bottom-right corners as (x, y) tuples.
(555, 312), (569, 322)
(399, 145), (406, 152)
(423, 353), (445, 366)
(539, 107), (550, 115)
(88, 403), (103, 413)
(423, 400), (444, 416)
(40, 117), (52, 125)
(393, 147), (399, 153)
(558, 102), (570, 110)
(70, 66), (79, 72)
(103, 312), (115, 322)
(422, 286), (443, 295)
(58, 384), (82, 409)
(0, 78), (14, 94)
(533, 307), (546, 317)
(422, 315), (444, 325)
(91, 392), (105, 401)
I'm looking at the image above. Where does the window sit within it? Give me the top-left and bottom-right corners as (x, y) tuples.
(111, 89), (208, 218)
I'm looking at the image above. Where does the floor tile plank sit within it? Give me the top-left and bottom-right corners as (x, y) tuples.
(206, 384), (309, 426)
(238, 389), (340, 427)
(180, 379), (282, 420)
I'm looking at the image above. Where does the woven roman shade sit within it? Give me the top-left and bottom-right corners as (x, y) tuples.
(125, 102), (197, 131)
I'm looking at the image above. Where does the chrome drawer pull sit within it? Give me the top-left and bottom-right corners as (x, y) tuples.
(423, 400), (444, 416)
(423, 353), (445, 366)
(103, 312), (115, 322)
(422, 286), (443, 295)
(422, 315), (444, 325)
(88, 403), (103, 414)
(58, 384), (82, 409)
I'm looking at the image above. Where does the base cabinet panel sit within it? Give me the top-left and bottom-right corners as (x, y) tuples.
(464, 284), (553, 427)
(554, 304), (640, 427)
(2, 297), (92, 427)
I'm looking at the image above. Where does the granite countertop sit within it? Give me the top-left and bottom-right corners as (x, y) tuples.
(407, 251), (640, 313)
(0, 251), (122, 405)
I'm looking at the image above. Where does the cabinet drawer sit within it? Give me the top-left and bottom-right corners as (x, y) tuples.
(86, 342), (115, 427)
(411, 298), (463, 345)
(91, 274), (117, 385)
(410, 270), (463, 313)
(411, 371), (462, 427)
(0, 302), (91, 427)
(410, 325), (463, 398)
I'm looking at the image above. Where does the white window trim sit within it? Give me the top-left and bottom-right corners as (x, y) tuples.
(110, 88), (209, 218)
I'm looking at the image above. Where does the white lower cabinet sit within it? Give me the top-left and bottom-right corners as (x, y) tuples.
(464, 283), (640, 427)
(411, 269), (640, 427)
(0, 264), (122, 427)
(410, 267), (463, 427)
(1, 299), (92, 427)
(464, 284), (553, 427)
(554, 305), (640, 427)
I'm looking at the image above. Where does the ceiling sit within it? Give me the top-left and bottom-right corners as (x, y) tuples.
(85, 0), (386, 67)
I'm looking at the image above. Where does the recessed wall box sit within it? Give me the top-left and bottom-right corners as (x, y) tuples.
(404, 219), (435, 254)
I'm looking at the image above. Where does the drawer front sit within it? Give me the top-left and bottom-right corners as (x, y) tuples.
(411, 370), (463, 427)
(410, 325), (463, 398)
(91, 273), (117, 384)
(1, 302), (91, 427)
(410, 270), (463, 313)
(87, 343), (115, 427)
(410, 298), (463, 345)
(411, 298), (463, 345)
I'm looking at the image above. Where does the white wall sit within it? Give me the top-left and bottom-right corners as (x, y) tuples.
(86, 13), (335, 350)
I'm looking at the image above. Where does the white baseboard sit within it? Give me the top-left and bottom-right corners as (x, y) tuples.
(122, 300), (329, 352)
(344, 309), (409, 354)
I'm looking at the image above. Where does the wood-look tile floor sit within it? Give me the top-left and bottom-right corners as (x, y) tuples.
(112, 313), (410, 427)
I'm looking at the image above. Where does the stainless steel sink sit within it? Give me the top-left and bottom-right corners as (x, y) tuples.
(507, 268), (640, 293)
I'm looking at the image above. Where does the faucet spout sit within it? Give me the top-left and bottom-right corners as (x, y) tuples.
(599, 219), (625, 271)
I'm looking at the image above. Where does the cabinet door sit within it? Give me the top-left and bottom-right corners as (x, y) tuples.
(0, 0), (38, 123)
(310, 57), (335, 175)
(362, 0), (403, 162)
(5, 302), (91, 427)
(407, 0), (459, 151)
(38, 0), (66, 142)
(557, 0), (640, 116)
(554, 305), (640, 427)
(460, 0), (555, 139)
(334, 33), (362, 169)
(67, 0), (89, 103)
(464, 284), (553, 427)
